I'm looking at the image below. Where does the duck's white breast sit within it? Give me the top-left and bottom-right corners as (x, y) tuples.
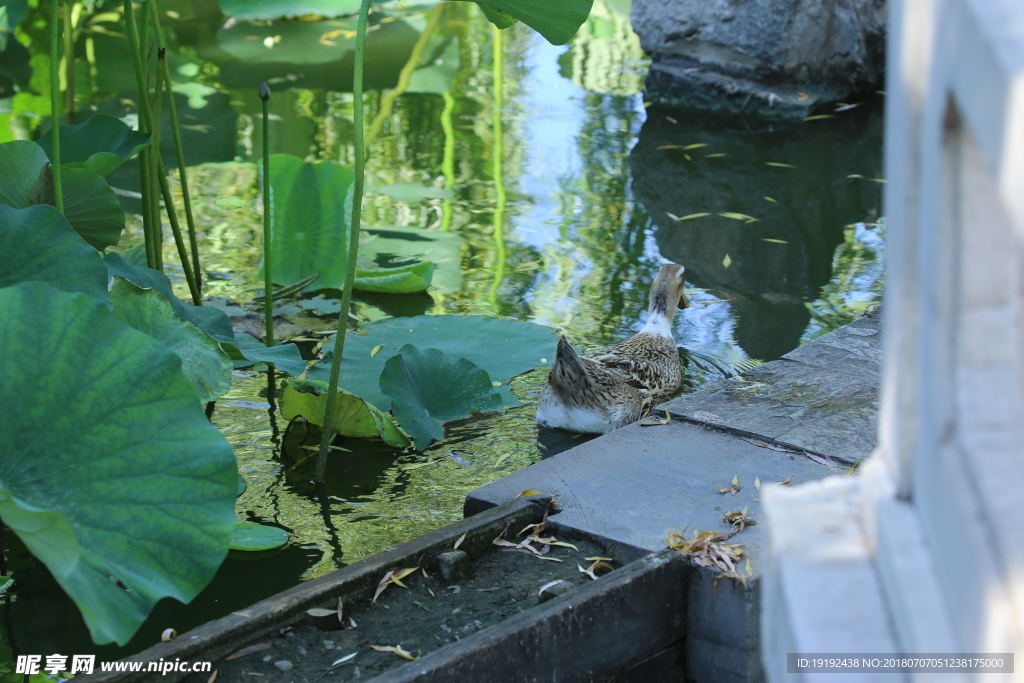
(535, 393), (616, 434)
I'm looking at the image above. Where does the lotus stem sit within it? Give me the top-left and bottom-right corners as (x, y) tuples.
(156, 158), (201, 304)
(63, 0), (75, 124)
(123, 0), (159, 268)
(260, 81), (274, 348)
(49, 0), (63, 213)
(488, 25), (506, 309)
(150, 47), (166, 272)
(440, 90), (455, 231)
(151, 0), (202, 296)
(314, 0), (372, 483)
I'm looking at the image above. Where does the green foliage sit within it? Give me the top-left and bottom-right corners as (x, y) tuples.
(354, 262), (434, 293)
(0, 282), (237, 645)
(106, 252), (307, 375)
(259, 153), (354, 290)
(110, 278), (234, 403)
(0, 140), (125, 249)
(474, 0), (592, 45)
(0, 204), (109, 302)
(218, 0), (362, 20)
(380, 344), (504, 450)
(38, 114), (152, 177)
(280, 379), (410, 447)
(358, 225), (464, 293)
(308, 315), (557, 410)
(230, 523), (290, 551)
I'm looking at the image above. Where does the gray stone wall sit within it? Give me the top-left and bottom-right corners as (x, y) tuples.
(632, 0), (886, 119)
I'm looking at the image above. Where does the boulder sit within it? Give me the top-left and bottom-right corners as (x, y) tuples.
(631, 0), (886, 120)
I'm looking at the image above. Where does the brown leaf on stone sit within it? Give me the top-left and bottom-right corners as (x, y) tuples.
(371, 645), (416, 660)
(716, 474), (741, 495)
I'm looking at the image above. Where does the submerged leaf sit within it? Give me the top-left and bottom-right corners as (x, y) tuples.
(280, 379), (409, 448)
(230, 523), (289, 551)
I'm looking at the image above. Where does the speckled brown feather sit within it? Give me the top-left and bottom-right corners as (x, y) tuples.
(536, 264), (688, 433)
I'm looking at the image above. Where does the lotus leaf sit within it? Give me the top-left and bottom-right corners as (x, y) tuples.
(380, 345), (504, 450)
(354, 262), (434, 294)
(0, 140), (125, 249)
(0, 204), (109, 303)
(38, 114), (151, 177)
(307, 315), (556, 410)
(229, 523), (290, 551)
(280, 379), (410, 448)
(474, 0), (592, 45)
(359, 225), (464, 293)
(110, 278), (233, 403)
(0, 282), (237, 645)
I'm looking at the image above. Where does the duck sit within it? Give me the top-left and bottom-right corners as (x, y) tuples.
(535, 264), (690, 434)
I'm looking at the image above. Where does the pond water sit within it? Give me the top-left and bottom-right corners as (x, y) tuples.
(0, 0), (883, 665)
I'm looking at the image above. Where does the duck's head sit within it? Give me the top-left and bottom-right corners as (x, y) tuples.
(650, 264), (689, 316)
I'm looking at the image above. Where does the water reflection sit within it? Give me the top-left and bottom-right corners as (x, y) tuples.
(0, 0), (884, 663)
(630, 104), (884, 359)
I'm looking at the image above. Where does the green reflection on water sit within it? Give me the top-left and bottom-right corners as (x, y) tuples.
(0, 0), (884, 659)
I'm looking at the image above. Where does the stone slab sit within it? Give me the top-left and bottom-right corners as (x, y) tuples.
(661, 312), (881, 462)
(467, 419), (843, 573)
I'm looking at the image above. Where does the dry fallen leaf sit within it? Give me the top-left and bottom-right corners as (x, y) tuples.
(373, 567), (419, 603)
(722, 254), (732, 269)
(453, 531), (467, 551)
(723, 505), (757, 533)
(331, 653), (358, 667)
(427, 588), (435, 597)
(207, 671), (218, 683)
(778, 475), (793, 486)
(667, 528), (749, 587)
(538, 579), (564, 596)
(578, 559), (614, 580)
(306, 608), (336, 618)
(161, 628), (177, 642)
(371, 645), (417, 660)
(515, 488), (542, 499)
(754, 476), (761, 490)
(716, 474), (741, 495)
(370, 344), (384, 357)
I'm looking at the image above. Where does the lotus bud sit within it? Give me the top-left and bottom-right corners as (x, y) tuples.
(259, 81), (271, 101)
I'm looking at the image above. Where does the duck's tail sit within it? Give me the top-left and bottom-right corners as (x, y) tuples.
(549, 335), (592, 393)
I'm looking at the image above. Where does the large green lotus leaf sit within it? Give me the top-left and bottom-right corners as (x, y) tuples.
(280, 379), (409, 448)
(61, 166), (126, 249)
(105, 252), (236, 345)
(380, 344), (504, 451)
(0, 204), (109, 303)
(38, 114), (152, 177)
(0, 282), (237, 645)
(232, 334), (308, 377)
(475, 0), (591, 45)
(307, 315), (557, 410)
(259, 154), (354, 289)
(218, 20), (357, 66)
(358, 225), (464, 293)
(110, 278), (233, 403)
(476, 3), (518, 30)
(218, 0), (361, 20)
(105, 253), (307, 375)
(354, 262), (433, 294)
(0, 140), (125, 249)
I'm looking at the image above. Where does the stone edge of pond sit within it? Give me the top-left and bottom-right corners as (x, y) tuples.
(82, 497), (551, 683)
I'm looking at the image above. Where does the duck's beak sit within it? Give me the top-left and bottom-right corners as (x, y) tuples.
(678, 290), (690, 309)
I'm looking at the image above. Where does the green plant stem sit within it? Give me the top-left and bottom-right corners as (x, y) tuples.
(262, 95), (273, 348)
(488, 25), (506, 309)
(123, 0), (158, 268)
(150, 0), (201, 296)
(314, 0), (372, 483)
(150, 49), (166, 271)
(63, 0), (75, 124)
(49, 0), (63, 213)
